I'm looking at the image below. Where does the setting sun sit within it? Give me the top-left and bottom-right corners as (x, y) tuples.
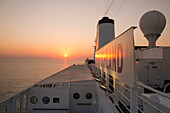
(64, 54), (68, 58)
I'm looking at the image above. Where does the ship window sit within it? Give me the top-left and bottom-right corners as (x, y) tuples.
(73, 93), (80, 99)
(30, 96), (38, 104)
(86, 93), (92, 99)
(53, 98), (60, 103)
(42, 96), (50, 104)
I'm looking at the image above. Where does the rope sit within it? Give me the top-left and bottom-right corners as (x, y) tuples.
(104, 0), (115, 16)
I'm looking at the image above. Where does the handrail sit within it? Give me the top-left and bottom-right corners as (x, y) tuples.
(163, 83), (170, 93)
(136, 95), (165, 113)
(136, 81), (170, 99)
(116, 89), (130, 102)
(0, 84), (34, 106)
(115, 80), (130, 91)
(116, 96), (131, 112)
(88, 64), (169, 113)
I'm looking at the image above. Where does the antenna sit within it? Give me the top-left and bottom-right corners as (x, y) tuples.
(139, 10), (166, 48)
(104, 0), (115, 16)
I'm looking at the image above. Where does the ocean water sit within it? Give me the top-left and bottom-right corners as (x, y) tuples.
(0, 58), (84, 101)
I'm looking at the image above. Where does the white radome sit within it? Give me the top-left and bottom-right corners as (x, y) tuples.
(139, 10), (166, 36)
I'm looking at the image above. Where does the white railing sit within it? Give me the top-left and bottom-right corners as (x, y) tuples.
(0, 85), (33, 113)
(89, 64), (170, 113)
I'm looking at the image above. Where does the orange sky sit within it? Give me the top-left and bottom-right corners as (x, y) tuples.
(0, 0), (170, 59)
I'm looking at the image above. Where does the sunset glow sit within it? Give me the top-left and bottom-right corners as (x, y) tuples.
(0, 0), (170, 59)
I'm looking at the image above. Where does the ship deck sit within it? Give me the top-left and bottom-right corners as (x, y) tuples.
(26, 64), (118, 113)
(36, 64), (93, 85)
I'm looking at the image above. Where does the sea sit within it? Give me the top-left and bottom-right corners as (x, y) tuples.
(0, 58), (84, 101)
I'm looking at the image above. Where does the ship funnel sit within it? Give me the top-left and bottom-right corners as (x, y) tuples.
(139, 10), (166, 48)
(96, 17), (115, 50)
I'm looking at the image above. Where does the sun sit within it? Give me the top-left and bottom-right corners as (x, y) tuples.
(64, 54), (68, 58)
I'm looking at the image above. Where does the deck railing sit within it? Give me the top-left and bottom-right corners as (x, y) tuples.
(88, 64), (170, 113)
(0, 85), (33, 113)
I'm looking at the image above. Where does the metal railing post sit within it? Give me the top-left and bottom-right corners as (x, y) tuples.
(114, 78), (118, 106)
(7, 100), (12, 113)
(20, 94), (23, 113)
(12, 98), (16, 113)
(26, 93), (28, 112)
(130, 86), (138, 113)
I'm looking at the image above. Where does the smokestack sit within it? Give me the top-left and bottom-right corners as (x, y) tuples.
(96, 17), (115, 50)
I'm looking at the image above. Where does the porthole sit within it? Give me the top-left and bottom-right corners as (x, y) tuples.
(30, 96), (38, 104)
(73, 93), (80, 99)
(86, 93), (92, 99)
(42, 96), (50, 104)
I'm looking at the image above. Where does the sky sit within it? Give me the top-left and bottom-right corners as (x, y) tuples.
(0, 0), (170, 59)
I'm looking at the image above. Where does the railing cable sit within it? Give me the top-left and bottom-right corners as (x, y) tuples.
(104, 0), (114, 16)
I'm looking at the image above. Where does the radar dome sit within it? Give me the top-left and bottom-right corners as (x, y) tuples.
(139, 10), (166, 48)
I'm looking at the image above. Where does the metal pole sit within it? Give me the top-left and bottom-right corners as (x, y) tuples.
(20, 94), (23, 113)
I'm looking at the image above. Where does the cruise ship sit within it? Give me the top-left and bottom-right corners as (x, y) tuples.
(0, 10), (170, 113)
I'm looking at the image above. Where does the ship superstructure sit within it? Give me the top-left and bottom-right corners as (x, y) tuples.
(0, 10), (170, 113)
(93, 10), (170, 113)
